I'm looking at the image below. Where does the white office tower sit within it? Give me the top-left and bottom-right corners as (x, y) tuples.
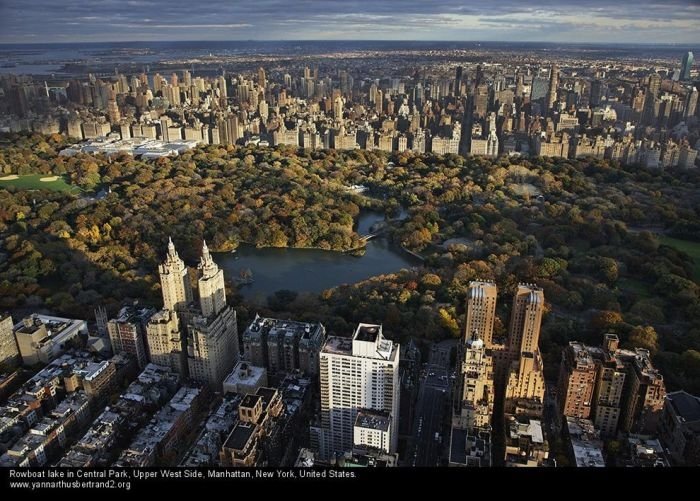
(316, 324), (400, 461)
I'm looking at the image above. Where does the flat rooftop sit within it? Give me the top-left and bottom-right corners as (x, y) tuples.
(240, 394), (262, 410)
(113, 306), (155, 324)
(449, 427), (491, 467)
(355, 410), (390, 432)
(255, 387), (277, 408)
(571, 441), (605, 467)
(223, 422), (255, 451)
(223, 361), (266, 386)
(14, 315), (85, 343)
(509, 417), (544, 444)
(322, 336), (353, 355)
(244, 316), (323, 340)
(668, 391), (700, 422)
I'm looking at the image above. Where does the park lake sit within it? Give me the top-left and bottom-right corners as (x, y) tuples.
(215, 210), (421, 304)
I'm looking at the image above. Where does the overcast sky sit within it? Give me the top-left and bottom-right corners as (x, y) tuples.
(1, 0), (699, 44)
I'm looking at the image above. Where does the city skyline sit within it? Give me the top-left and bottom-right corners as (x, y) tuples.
(0, 8), (699, 473)
(1, 0), (700, 44)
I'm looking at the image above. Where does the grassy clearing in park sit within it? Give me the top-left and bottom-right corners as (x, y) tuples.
(0, 174), (81, 194)
(659, 236), (700, 282)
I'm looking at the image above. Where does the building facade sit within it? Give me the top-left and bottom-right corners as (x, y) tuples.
(107, 307), (154, 370)
(0, 314), (18, 369)
(558, 341), (597, 419)
(158, 237), (193, 313)
(317, 324), (400, 461)
(146, 309), (186, 377)
(504, 285), (546, 418)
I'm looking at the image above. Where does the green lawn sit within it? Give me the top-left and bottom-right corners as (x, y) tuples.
(659, 236), (700, 282)
(0, 174), (81, 194)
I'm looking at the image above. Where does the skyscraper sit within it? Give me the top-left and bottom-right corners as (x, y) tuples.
(146, 309), (186, 377)
(590, 79), (605, 107)
(557, 341), (597, 419)
(681, 51), (694, 81)
(463, 281), (498, 348)
(197, 241), (226, 318)
(547, 65), (559, 113)
(508, 284), (544, 357)
(531, 76), (549, 102)
(0, 314), (18, 369)
(454, 335), (494, 431)
(316, 324), (400, 461)
(591, 334), (627, 435)
(158, 237), (193, 313)
(454, 66), (463, 97)
(504, 284), (546, 418)
(648, 73), (661, 98)
(257, 67), (267, 90)
(186, 241), (239, 390)
(685, 86), (698, 119)
(107, 306), (155, 370)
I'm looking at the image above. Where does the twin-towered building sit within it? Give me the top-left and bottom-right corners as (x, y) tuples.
(107, 238), (239, 391)
(451, 281), (547, 467)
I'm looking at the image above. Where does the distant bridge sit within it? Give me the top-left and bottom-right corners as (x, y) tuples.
(360, 232), (382, 242)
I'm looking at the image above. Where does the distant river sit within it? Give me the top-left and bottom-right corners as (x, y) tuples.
(214, 210), (420, 304)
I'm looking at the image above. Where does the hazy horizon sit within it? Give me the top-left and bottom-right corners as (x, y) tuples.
(1, 0), (699, 45)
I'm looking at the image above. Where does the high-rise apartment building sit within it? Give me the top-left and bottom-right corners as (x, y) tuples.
(618, 348), (666, 434)
(591, 334), (627, 435)
(508, 284), (544, 358)
(158, 237), (193, 313)
(463, 281), (498, 348)
(107, 306), (155, 370)
(316, 324), (400, 461)
(0, 314), (19, 369)
(242, 315), (325, 377)
(187, 308), (238, 390)
(648, 73), (661, 98)
(547, 65), (559, 113)
(353, 409), (393, 454)
(186, 242), (239, 390)
(257, 67), (267, 90)
(450, 281), (500, 467)
(453, 336), (494, 431)
(681, 51), (694, 81)
(146, 309), (186, 377)
(659, 391), (700, 466)
(454, 66), (463, 97)
(685, 86), (698, 119)
(560, 334), (667, 437)
(504, 285), (546, 418)
(558, 341), (597, 419)
(197, 241), (226, 318)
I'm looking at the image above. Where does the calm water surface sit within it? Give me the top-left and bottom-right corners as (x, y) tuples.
(214, 211), (419, 304)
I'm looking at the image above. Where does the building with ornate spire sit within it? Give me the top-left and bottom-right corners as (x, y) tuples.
(158, 237), (193, 313)
(197, 241), (226, 318)
(186, 240), (239, 390)
(148, 239), (239, 389)
(453, 335), (494, 431)
(450, 281), (497, 467)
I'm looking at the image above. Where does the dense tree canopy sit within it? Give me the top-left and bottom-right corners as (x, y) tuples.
(1, 132), (699, 392)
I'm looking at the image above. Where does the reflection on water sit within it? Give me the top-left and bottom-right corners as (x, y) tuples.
(215, 211), (419, 304)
